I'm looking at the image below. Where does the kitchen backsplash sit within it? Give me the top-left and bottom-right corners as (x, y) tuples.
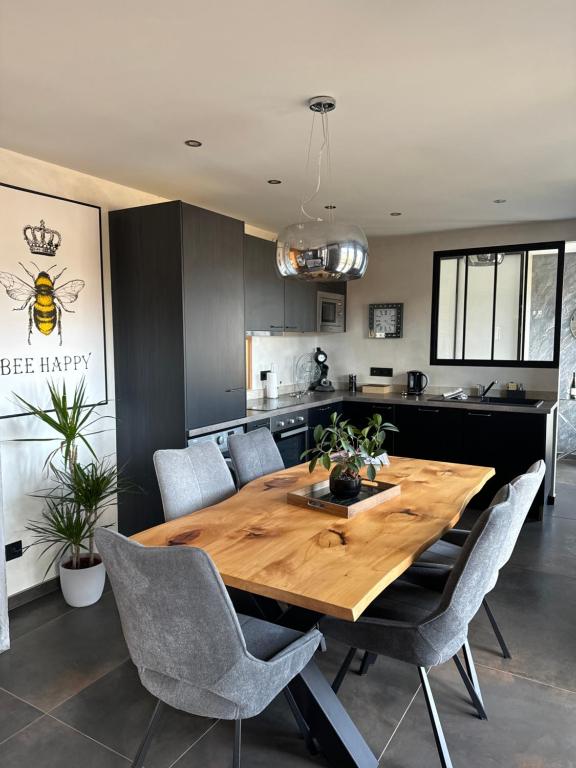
(248, 334), (322, 397)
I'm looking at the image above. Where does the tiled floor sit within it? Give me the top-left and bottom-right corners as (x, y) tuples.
(1, 486), (575, 767)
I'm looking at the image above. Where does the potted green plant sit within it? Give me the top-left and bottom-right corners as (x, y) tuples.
(29, 459), (128, 606)
(14, 379), (126, 607)
(303, 412), (399, 498)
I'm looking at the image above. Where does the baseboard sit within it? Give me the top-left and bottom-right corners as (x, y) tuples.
(8, 576), (60, 611)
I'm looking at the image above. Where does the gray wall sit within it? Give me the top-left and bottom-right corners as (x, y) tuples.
(323, 218), (576, 393)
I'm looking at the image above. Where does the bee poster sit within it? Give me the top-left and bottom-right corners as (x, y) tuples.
(0, 183), (107, 418)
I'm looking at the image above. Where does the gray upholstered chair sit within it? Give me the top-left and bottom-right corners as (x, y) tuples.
(95, 528), (322, 768)
(227, 427), (284, 488)
(320, 484), (516, 768)
(153, 441), (236, 521)
(396, 461), (545, 660)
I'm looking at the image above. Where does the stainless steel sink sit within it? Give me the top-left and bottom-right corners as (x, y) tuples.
(428, 395), (543, 408)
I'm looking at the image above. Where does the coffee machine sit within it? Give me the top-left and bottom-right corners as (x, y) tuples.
(406, 370), (429, 395)
(310, 347), (335, 392)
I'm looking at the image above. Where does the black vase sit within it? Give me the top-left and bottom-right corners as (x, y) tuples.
(329, 472), (362, 499)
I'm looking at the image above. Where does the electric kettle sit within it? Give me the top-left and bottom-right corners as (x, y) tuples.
(407, 370), (429, 395)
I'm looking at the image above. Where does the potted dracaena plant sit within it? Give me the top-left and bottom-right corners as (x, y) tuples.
(15, 378), (128, 607)
(303, 411), (399, 498)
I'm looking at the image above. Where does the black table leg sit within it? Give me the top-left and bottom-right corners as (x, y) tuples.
(288, 661), (378, 768)
(252, 596), (377, 768)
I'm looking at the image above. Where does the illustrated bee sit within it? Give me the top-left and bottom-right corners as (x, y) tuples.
(0, 262), (85, 345)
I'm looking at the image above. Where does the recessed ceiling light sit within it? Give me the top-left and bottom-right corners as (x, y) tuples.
(390, 211), (402, 216)
(267, 179), (282, 184)
(493, 199), (507, 204)
(324, 204), (337, 210)
(184, 139), (202, 147)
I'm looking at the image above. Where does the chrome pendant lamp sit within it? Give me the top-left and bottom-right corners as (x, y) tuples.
(276, 97), (368, 282)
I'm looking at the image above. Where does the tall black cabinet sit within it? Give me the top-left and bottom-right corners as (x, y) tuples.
(110, 201), (245, 534)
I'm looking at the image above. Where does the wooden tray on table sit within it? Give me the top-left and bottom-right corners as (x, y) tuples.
(287, 477), (400, 518)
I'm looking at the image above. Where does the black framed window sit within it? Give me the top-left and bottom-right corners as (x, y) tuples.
(430, 241), (565, 367)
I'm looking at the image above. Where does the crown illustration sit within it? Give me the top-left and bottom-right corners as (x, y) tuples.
(23, 220), (62, 256)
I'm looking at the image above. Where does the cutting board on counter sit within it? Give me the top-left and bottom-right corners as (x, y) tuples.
(361, 384), (393, 394)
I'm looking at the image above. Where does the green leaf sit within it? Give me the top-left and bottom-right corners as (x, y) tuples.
(331, 463), (343, 479)
(313, 424), (324, 444)
(367, 464), (377, 481)
(321, 453), (331, 470)
(309, 456), (318, 473)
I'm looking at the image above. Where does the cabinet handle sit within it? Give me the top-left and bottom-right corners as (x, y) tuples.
(285, 325), (299, 330)
(418, 408), (439, 413)
(466, 412), (492, 417)
(270, 325), (284, 329)
(225, 387), (245, 393)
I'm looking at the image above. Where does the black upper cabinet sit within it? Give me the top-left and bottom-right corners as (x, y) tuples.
(110, 201), (245, 534)
(183, 206), (245, 428)
(284, 279), (318, 332)
(244, 235), (284, 331)
(244, 234), (347, 333)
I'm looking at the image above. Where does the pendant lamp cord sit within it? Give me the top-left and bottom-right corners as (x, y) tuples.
(299, 109), (331, 222)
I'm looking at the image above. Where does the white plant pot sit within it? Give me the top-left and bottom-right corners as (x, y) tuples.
(59, 557), (106, 608)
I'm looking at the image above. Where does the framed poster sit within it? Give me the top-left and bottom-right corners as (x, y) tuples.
(0, 183), (107, 418)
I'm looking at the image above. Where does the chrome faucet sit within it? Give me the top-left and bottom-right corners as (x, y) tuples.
(481, 380), (498, 399)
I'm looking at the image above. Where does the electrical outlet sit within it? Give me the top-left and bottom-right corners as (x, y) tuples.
(260, 369), (271, 381)
(5, 540), (23, 561)
(370, 367), (393, 377)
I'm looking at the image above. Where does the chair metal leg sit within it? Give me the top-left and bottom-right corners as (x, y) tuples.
(461, 640), (485, 708)
(332, 647), (357, 694)
(132, 699), (165, 768)
(358, 650), (378, 676)
(483, 598), (512, 659)
(453, 654), (487, 720)
(418, 667), (454, 768)
(233, 719), (241, 768)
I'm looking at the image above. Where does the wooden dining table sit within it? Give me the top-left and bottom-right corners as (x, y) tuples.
(133, 456), (494, 768)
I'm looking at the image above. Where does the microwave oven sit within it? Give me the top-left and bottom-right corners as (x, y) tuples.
(317, 291), (346, 333)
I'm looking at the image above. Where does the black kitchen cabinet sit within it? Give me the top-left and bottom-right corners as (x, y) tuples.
(308, 402), (344, 445)
(284, 279), (318, 332)
(342, 401), (397, 454)
(110, 201), (245, 534)
(461, 409), (550, 513)
(244, 235), (284, 332)
(244, 235), (347, 333)
(395, 404), (463, 462)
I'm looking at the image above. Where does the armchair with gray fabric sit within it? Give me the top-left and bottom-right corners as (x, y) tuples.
(396, 461), (544, 658)
(227, 427), (284, 488)
(321, 484), (517, 768)
(95, 528), (322, 768)
(357, 461), (545, 678)
(153, 441), (237, 521)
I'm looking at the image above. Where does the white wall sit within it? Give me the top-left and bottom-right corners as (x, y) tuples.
(322, 220), (576, 394)
(0, 147), (274, 600)
(0, 149), (168, 598)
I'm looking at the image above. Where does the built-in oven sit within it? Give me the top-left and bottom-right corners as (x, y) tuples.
(269, 411), (308, 468)
(317, 290), (345, 333)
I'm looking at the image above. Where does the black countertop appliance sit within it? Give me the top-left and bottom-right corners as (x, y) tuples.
(407, 370), (429, 395)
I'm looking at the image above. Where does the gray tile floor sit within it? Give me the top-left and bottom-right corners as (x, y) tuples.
(1, 485), (575, 767)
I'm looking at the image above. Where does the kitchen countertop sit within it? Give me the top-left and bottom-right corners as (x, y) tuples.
(187, 390), (558, 437)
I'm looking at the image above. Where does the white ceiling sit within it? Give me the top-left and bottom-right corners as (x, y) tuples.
(1, 0), (575, 235)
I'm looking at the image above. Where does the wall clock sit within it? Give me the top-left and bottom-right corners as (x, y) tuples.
(369, 303), (403, 338)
